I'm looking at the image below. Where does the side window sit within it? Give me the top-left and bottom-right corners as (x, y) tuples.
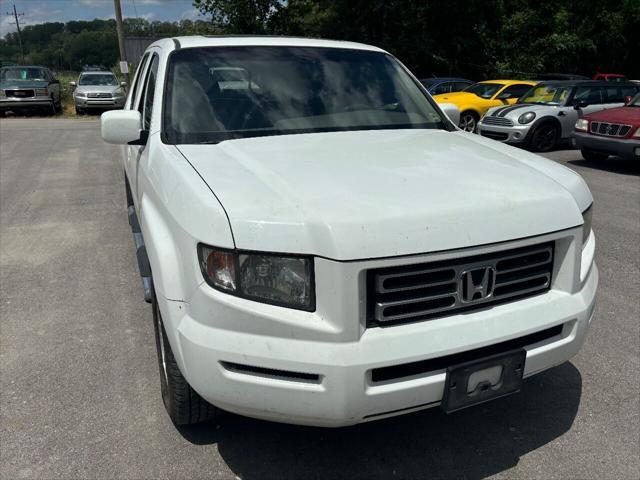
(621, 85), (638, 98)
(127, 53), (150, 110)
(574, 86), (603, 105)
(603, 86), (623, 103)
(432, 82), (452, 95)
(138, 54), (159, 131)
(455, 82), (471, 91)
(500, 84), (531, 99)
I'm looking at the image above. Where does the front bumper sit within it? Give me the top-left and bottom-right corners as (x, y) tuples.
(572, 131), (640, 160)
(0, 96), (52, 109)
(477, 122), (531, 144)
(75, 97), (125, 109)
(160, 229), (597, 427)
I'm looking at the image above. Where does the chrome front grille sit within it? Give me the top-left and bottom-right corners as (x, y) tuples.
(367, 242), (554, 326)
(87, 92), (112, 98)
(481, 116), (514, 127)
(6, 89), (34, 98)
(590, 121), (632, 137)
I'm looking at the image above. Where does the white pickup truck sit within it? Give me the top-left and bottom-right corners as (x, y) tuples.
(101, 36), (597, 427)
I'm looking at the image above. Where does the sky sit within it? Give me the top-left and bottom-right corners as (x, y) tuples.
(0, 0), (204, 37)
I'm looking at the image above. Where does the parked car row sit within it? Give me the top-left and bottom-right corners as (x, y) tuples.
(0, 64), (126, 116)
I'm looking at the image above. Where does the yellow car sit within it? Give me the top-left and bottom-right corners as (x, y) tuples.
(433, 80), (537, 131)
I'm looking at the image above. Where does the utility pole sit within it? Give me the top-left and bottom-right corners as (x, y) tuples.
(6, 3), (25, 63)
(113, 0), (127, 64)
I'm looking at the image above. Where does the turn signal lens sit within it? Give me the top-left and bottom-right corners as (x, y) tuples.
(199, 246), (236, 291)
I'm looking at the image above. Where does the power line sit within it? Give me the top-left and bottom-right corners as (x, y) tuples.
(6, 3), (25, 63)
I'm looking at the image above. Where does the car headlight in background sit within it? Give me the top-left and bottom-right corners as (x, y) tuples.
(633, 127), (640, 137)
(75, 91), (86, 98)
(575, 118), (589, 131)
(113, 88), (124, 97)
(35, 88), (48, 96)
(582, 204), (593, 245)
(0, 89), (5, 97)
(198, 245), (314, 311)
(518, 111), (536, 124)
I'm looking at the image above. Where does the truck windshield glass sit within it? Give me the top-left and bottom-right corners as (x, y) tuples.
(79, 74), (118, 86)
(163, 46), (448, 144)
(519, 85), (572, 105)
(463, 83), (502, 99)
(1, 67), (47, 82)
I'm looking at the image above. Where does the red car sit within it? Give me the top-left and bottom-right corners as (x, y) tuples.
(593, 73), (628, 82)
(573, 93), (640, 161)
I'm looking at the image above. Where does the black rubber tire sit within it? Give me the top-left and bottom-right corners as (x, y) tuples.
(75, 107), (84, 115)
(152, 291), (220, 426)
(528, 123), (559, 152)
(459, 110), (479, 132)
(581, 148), (609, 162)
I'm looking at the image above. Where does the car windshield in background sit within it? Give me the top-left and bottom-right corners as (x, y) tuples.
(163, 46), (447, 144)
(463, 83), (502, 99)
(1, 67), (47, 82)
(519, 85), (572, 105)
(79, 74), (118, 86)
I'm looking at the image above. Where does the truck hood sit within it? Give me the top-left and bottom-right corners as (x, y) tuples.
(584, 106), (640, 124)
(179, 129), (590, 260)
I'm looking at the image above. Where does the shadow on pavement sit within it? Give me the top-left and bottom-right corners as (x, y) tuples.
(568, 158), (640, 176)
(178, 362), (582, 480)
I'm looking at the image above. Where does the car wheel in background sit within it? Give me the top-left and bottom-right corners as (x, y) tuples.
(152, 287), (221, 426)
(75, 107), (84, 115)
(581, 148), (609, 162)
(528, 123), (559, 152)
(459, 111), (478, 132)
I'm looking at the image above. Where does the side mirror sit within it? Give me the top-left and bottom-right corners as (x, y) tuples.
(69, 81), (76, 87)
(496, 92), (511, 100)
(573, 99), (589, 110)
(439, 103), (460, 127)
(101, 110), (145, 144)
(624, 95), (632, 104)
(120, 81), (127, 87)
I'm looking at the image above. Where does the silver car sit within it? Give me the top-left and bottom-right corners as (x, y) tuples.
(71, 71), (126, 115)
(477, 81), (640, 152)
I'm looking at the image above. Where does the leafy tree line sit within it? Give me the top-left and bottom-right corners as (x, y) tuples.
(193, 0), (640, 79)
(1, 0), (639, 79)
(0, 18), (219, 71)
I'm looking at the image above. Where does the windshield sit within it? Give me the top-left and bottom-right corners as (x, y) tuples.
(462, 83), (503, 99)
(78, 73), (118, 86)
(1, 67), (47, 82)
(519, 85), (572, 105)
(164, 46), (447, 144)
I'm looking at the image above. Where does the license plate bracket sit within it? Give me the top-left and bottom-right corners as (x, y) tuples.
(441, 348), (526, 413)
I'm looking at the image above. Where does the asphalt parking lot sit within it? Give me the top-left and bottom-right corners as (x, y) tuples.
(1, 118), (638, 480)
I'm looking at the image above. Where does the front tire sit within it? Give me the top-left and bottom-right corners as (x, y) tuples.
(459, 111), (479, 132)
(152, 291), (220, 425)
(581, 148), (609, 162)
(528, 123), (559, 152)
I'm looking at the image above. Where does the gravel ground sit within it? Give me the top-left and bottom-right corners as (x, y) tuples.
(1, 118), (638, 479)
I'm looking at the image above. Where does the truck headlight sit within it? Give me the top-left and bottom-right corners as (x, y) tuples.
(575, 119), (589, 131)
(518, 112), (536, 124)
(198, 245), (314, 311)
(75, 91), (86, 98)
(35, 88), (48, 96)
(582, 204), (593, 245)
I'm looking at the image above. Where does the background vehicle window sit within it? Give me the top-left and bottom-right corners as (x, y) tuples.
(432, 82), (452, 95)
(500, 84), (531, 99)
(621, 85), (639, 98)
(603, 86), (623, 102)
(574, 86), (603, 104)
(454, 82), (471, 91)
(139, 55), (159, 131)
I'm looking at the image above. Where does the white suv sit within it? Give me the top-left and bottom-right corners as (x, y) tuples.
(101, 36), (597, 427)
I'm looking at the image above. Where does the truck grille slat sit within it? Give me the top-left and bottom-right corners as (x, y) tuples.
(367, 242), (554, 326)
(590, 121), (633, 137)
